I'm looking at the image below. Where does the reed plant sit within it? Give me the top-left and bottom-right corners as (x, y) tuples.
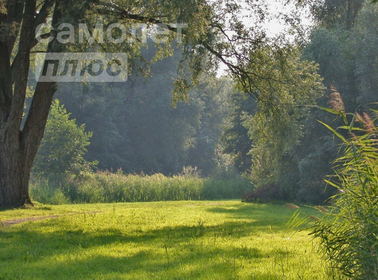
(30, 171), (252, 204)
(311, 96), (378, 279)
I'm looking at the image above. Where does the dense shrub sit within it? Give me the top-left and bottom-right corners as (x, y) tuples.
(33, 100), (96, 176)
(30, 178), (69, 205)
(30, 171), (252, 204)
(241, 184), (279, 203)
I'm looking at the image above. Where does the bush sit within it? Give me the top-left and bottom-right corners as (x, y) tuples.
(33, 99), (97, 176)
(241, 184), (279, 203)
(30, 179), (69, 205)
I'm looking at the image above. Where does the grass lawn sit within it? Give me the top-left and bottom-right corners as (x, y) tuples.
(0, 200), (335, 279)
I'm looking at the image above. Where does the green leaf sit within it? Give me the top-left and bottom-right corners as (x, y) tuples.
(317, 120), (348, 143)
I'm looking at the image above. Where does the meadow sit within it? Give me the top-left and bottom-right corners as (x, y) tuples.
(0, 200), (339, 280)
(29, 172), (252, 204)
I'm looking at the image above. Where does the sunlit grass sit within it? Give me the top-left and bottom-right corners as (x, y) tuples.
(0, 201), (336, 279)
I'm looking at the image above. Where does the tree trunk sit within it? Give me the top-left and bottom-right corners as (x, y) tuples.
(0, 0), (61, 208)
(0, 81), (57, 209)
(0, 142), (33, 208)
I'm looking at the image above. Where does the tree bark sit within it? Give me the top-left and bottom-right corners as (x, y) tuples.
(0, 141), (32, 208)
(0, 81), (57, 209)
(0, 0), (61, 208)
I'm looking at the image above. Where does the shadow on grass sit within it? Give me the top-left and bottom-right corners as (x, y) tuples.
(0, 222), (284, 279)
(206, 202), (299, 229)
(0, 202), (312, 279)
(2, 247), (284, 280)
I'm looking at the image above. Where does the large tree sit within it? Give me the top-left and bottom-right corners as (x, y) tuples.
(310, 0), (364, 30)
(0, 0), (306, 208)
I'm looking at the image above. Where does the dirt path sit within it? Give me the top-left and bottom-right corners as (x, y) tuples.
(1, 211), (102, 227)
(184, 202), (226, 207)
(2, 202), (228, 227)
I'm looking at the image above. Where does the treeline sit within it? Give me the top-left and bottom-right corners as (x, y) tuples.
(52, 46), (233, 177)
(225, 0), (378, 203)
(31, 44), (247, 204)
(32, 0), (378, 205)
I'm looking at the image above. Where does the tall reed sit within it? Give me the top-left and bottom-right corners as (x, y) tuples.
(30, 171), (252, 204)
(312, 101), (378, 279)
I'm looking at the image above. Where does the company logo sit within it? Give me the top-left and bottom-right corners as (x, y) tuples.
(34, 22), (187, 82)
(35, 23), (188, 44)
(35, 53), (127, 82)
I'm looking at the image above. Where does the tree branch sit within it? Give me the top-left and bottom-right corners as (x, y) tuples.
(91, 1), (180, 32)
(34, 0), (55, 29)
(11, 1), (55, 85)
(0, 1), (25, 119)
(8, 1), (37, 139)
(6, 0), (25, 54)
(21, 1), (63, 163)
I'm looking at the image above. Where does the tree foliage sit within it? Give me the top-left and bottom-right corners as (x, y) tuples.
(240, 46), (324, 195)
(33, 100), (96, 176)
(228, 0), (378, 203)
(222, 0), (378, 204)
(310, 0), (364, 30)
(54, 44), (233, 175)
(297, 0), (378, 202)
(221, 91), (255, 174)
